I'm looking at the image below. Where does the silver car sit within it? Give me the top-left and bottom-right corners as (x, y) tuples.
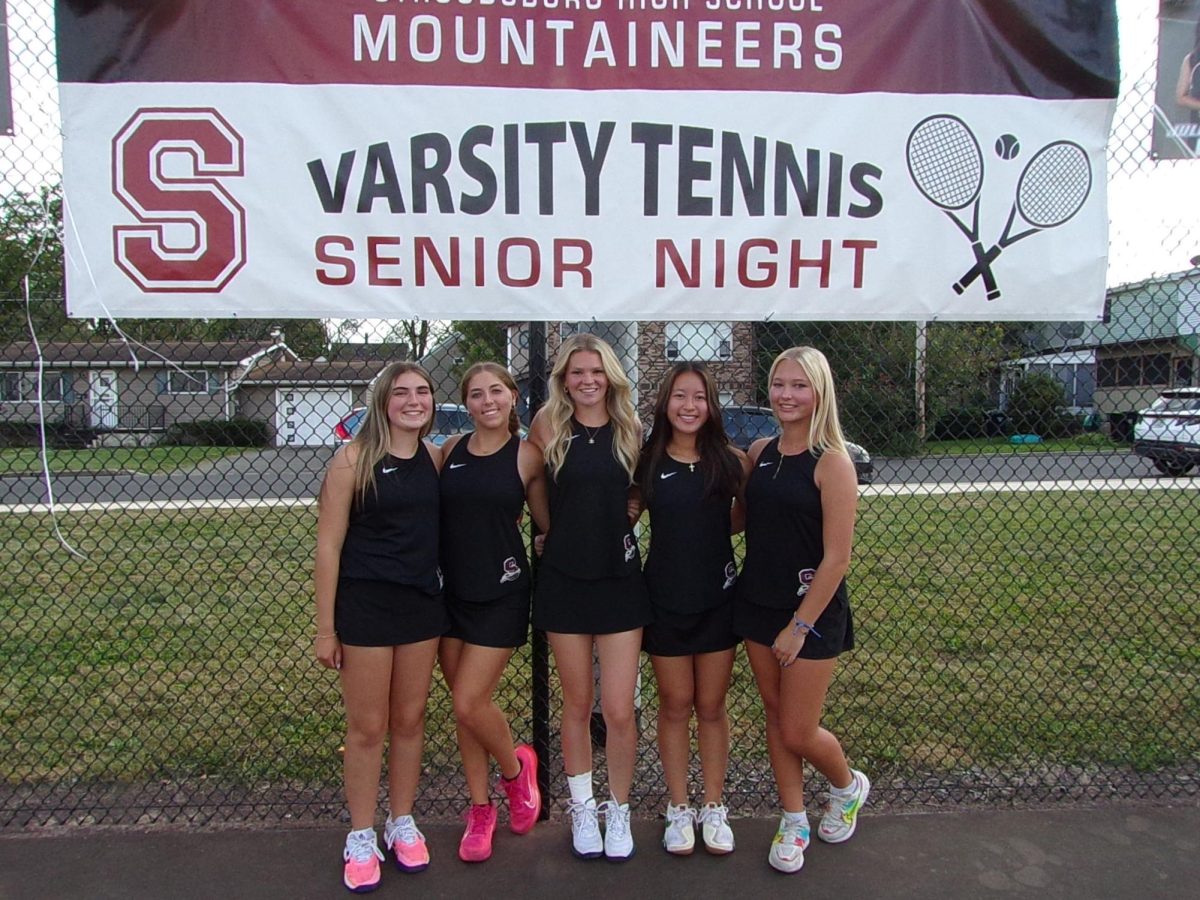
(1133, 387), (1200, 476)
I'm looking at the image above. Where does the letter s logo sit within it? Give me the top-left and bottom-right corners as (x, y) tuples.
(112, 108), (247, 292)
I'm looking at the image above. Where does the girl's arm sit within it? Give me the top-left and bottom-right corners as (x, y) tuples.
(1178, 56), (1200, 111)
(313, 445), (356, 670)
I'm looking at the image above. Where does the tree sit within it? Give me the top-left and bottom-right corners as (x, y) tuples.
(450, 321), (508, 376)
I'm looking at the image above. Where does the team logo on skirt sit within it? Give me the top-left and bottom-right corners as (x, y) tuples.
(623, 534), (636, 562)
(437, 567), (444, 590)
(723, 561), (737, 590)
(796, 568), (816, 597)
(500, 556), (521, 584)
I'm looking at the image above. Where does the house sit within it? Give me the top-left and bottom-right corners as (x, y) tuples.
(0, 335), (396, 447)
(1012, 270), (1199, 439)
(504, 321), (757, 425)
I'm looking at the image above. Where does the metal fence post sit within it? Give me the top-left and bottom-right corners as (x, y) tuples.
(526, 321), (551, 820)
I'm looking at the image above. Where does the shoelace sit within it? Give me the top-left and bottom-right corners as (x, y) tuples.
(345, 831), (385, 864)
(568, 800), (600, 839)
(699, 804), (728, 831)
(388, 817), (423, 846)
(466, 805), (493, 835)
(666, 805), (694, 830)
(598, 801), (629, 840)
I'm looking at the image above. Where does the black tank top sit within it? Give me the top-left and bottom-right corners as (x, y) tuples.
(736, 439), (847, 610)
(338, 444), (442, 594)
(643, 455), (736, 614)
(541, 420), (640, 580)
(439, 434), (530, 603)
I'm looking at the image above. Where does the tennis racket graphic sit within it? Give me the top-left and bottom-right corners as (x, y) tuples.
(906, 115), (999, 298)
(953, 140), (1093, 299)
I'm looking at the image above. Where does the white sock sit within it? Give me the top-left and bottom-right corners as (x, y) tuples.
(782, 810), (809, 829)
(831, 773), (858, 798)
(567, 771), (594, 804)
(348, 826), (376, 841)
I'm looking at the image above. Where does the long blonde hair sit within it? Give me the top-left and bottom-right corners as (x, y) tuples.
(543, 333), (641, 481)
(768, 346), (848, 457)
(352, 361), (435, 500)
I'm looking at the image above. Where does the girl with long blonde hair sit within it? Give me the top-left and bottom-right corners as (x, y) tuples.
(528, 333), (651, 862)
(732, 346), (869, 875)
(314, 361), (448, 892)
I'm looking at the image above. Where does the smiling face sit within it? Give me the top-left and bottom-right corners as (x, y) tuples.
(465, 370), (516, 432)
(665, 370), (709, 437)
(386, 370), (434, 434)
(769, 357), (817, 427)
(563, 350), (608, 412)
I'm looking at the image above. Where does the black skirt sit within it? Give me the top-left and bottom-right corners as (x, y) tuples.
(532, 566), (653, 635)
(732, 595), (854, 660)
(444, 589), (530, 649)
(335, 578), (449, 647)
(643, 597), (738, 657)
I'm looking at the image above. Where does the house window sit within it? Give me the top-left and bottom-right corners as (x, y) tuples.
(664, 322), (733, 362)
(1, 372), (67, 402)
(167, 370), (212, 394)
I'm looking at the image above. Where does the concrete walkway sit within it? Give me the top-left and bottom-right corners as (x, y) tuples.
(2, 805), (1198, 899)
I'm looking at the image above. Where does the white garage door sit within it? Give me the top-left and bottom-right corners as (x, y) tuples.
(275, 388), (351, 446)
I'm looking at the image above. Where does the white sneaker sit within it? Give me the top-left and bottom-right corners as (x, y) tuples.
(767, 814), (809, 874)
(662, 803), (696, 855)
(567, 797), (603, 859)
(817, 770), (870, 844)
(697, 801), (735, 855)
(598, 799), (635, 861)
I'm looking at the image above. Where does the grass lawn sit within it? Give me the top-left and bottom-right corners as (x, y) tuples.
(2, 490), (1196, 790)
(0, 446), (251, 475)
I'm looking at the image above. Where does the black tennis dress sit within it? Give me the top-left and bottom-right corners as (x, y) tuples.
(641, 454), (738, 657)
(334, 443), (448, 647)
(532, 420), (652, 635)
(440, 434), (532, 648)
(733, 439), (854, 659)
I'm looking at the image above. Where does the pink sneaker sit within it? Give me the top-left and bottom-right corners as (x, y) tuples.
(383, 815), (429, 872)
(459, 803), (498, 863)
(500, 744), (542, 834)
(342, 828), (383, 893)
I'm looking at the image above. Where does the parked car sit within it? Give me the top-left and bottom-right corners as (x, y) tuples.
(1133, 387), (1200, 476)
(334, 402), (474, 446)
(721, 405), (873, 485)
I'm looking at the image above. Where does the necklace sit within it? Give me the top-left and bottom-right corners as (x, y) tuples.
(581, 423), (602, 445)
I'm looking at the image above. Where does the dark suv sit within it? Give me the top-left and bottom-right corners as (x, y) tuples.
(721, 405), (873, 485)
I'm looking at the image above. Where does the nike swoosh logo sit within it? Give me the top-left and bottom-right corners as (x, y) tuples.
(660, 471), (677, 480)
(381, 466), (399, 474)
(449, 463), (467, 469)
(759, 461), (775, 468)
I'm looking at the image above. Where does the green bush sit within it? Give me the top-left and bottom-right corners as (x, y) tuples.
(162, 418), (270, 447)
(1007, 374), (1069, 437)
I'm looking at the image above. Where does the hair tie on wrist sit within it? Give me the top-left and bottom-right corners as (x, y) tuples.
(791, 617), (821, 639)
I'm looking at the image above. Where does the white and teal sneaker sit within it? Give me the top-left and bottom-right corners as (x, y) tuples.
(817, 769), (870, 844)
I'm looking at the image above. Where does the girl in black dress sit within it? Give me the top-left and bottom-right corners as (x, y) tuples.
(633, 363), (748, 857)
(438, 362), (550, 863)
(733, 346), (869, 875)
(314, 362), (447, 892)
(528, 333), (650, 861)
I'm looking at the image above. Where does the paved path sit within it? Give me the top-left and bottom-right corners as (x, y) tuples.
(2, 806), (1197, 899)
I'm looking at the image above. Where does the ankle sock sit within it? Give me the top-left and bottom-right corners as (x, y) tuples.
(567, 771), (594, 804)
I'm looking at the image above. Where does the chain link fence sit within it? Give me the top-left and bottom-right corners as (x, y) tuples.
(2, 3), (1197, 828)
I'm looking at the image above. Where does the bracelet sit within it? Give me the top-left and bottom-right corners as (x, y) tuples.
(315, 631), (337, 639)
(791, 616), (822, 639)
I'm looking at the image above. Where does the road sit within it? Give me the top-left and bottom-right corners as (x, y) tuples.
(1, 448), (1194, 511)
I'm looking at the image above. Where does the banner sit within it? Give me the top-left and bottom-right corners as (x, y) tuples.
(58, 1), (1118, 321)
(1154, 0), (1200, 160)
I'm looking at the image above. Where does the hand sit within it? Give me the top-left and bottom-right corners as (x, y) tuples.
(771, 626), (807, 669)
(626, 497), (641, 525)
(315, 634), (342, 670)
(533, 533), (546, 557)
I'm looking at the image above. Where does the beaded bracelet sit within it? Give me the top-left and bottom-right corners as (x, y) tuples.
(791, 616), (822, 639)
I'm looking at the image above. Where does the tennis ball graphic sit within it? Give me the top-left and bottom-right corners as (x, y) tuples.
(995, 133), (1020, 159)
